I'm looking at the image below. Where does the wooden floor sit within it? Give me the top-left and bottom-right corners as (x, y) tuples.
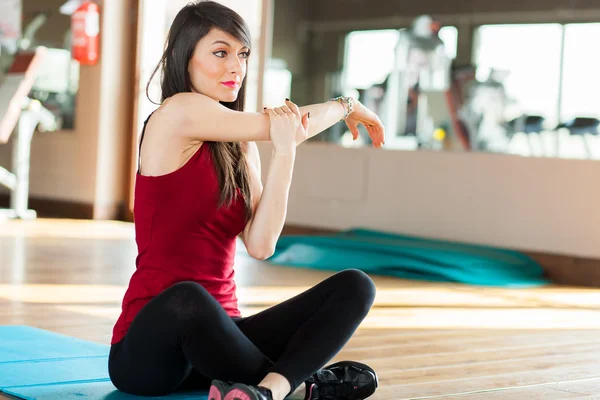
(2, 219), (600, 399)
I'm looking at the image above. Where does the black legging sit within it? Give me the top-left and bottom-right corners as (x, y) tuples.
(108, 269), (376, 397)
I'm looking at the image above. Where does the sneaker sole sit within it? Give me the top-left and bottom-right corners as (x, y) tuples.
(224, 383), (264, 400)
(209, 379), (231, 400)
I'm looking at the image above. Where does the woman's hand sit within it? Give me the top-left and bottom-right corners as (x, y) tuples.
(264, 99), (310, 153)
(344, 99), (385, 148)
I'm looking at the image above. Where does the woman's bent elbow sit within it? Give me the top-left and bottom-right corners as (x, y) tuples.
(246, 245), (275, 261)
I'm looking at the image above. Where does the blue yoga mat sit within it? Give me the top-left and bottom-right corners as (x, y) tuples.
(0, 326), (207, 400)
(269, 228), (548, 287)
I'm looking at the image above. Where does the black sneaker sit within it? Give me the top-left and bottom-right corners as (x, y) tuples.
(223, 382), (273, 400)
(304, 361), (378, 400)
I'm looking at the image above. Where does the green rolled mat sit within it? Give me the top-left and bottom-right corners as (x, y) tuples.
(269, 228), (548, 287)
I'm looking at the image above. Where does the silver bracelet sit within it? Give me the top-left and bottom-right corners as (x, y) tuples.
(331, 96), (353, 120)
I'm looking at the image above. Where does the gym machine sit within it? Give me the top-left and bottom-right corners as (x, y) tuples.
(0, 47), (57, 219)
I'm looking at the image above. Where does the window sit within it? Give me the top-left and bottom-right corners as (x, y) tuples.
(560, 23), (600, 121)
(473, 22), (600, 127)
(438, 26), (458, 60)
(473, 24), (563, 127)
(343, 26), (458, 91)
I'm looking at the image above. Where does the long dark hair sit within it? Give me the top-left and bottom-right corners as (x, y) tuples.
(147, 1), (253, 220)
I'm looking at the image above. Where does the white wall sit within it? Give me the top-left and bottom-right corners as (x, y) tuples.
(257, 142), (600, 259)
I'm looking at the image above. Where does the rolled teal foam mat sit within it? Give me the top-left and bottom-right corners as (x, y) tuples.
(0, 326), (207, 399)
(269, 228), (548, 287)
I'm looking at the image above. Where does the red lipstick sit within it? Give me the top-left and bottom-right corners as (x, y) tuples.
(221, 81), (238, 88)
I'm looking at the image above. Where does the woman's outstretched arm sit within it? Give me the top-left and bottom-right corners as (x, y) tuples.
(159, 93), (384, 147)
(298, 100), (347, 139)
(299, 99), (385, 148)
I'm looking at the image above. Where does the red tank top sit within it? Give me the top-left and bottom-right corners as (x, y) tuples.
(111, 117), (246, 344)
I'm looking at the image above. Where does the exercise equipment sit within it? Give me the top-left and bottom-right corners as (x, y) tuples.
(553, 117), (600, 160)
(382, 15), (452, 143)
(461, 69), (512, 152)
(0, 47), (57, 220)
(0, 325), (207, 399)
(269, 229), (548, 288)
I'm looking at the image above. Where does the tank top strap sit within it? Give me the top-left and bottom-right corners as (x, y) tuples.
(138, 112), (156, 174)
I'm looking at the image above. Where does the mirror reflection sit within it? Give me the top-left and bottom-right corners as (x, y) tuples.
(0, 0), (79, 131)
(271, 4), (600, 160)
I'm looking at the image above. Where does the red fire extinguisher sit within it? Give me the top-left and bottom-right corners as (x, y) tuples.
(71, 1), (100, 66)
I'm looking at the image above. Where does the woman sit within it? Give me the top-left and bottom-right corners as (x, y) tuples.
(108, 2), (386, 400)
